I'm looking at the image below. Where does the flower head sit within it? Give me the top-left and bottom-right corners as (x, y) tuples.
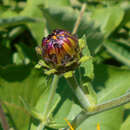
(39, 29), (80, 74)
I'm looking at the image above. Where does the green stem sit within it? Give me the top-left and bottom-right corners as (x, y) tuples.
(37, 123), (45, 130)
(37, 75), (59, 130)
(63, 92), (130, 130)
(43, 75), (59, 119)
(65, 74), (94, 111)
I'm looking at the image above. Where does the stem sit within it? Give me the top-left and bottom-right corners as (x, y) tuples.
(37, 123), (45, 130)
(37, 75), (59, 130)
(0, 102), (9, 130)
(72, 3), (86, 34)
(47, 97), (61, 118)
(43, 75), (59, 118)
(63, 92), (130, 130)
(65, 74), (94, 111)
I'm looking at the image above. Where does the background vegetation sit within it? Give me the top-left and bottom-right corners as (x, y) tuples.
(0, 0), (130, 130)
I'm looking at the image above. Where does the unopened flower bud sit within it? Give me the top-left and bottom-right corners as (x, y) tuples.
(38, 29), (81, 74)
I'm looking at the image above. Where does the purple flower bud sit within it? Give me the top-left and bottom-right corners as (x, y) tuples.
(41, 29), (80, 73)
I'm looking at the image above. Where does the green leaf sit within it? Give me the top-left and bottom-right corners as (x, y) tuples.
(0, 65), (49, 130)
(69, 64), (130, 130)
(43, 6), (103, 54)
(80, 108), (123, 130)
(124, 103), (130, 109)
(93, 64), (130, 101)
(43, 0), (70, 7)
(0, 16), (37, 28)
(0, 10), (18, 18)
(92, 6), (124, 38)
(30, 77), (75, 129)
(31, 65), (130, 129)
(21, 0), (45, 45)
(104, 40), (130, 67)
(120, 116), (130, 130)
(120, 1), (130, 27)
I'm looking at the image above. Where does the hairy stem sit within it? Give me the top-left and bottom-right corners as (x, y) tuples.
(63, 92), (130, 129)
(37, 75), (59, 130)
(43, 75), (59, 118)
(37, 123), (45, 130)
(72, 3), (86, 34)
(0, 102), (9, 130)
(65, 74), (95, 111)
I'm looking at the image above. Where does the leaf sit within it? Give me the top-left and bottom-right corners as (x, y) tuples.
(120, 1), (130, 27)
(0, 65), (49, 130)
(30, 77), (75, 129)
(69, 64), (130, 130)
(120, 116), (130, 130)
(93, 64), (130, 101)
(33, 64), (130, 130)
(80, 108), (123, 130)
(104, 40), (130, 67)
(124, 103), (130, 109)
(0, 16), (37, 28)
(20, 0), (46, 45)
(0, 10), (18, 18)
(43, 0), (70, 7)
(43, 6), (103, 54)
(92, 6), (124, 38)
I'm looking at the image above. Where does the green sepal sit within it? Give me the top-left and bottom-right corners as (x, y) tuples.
(19, 96), (43, 121)
(35, 60), (50, 69)
(78, 36), (86, 50)
(45, 69), (57, 75)
(35, 63), (42, 69)
(65, 59), (77, 67)
(64, 71), (74, 78)
(79, 35), (94, 80)
(79, 56), (91, 64)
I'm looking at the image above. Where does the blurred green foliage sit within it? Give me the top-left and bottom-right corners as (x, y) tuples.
(0, 0), (130, 130)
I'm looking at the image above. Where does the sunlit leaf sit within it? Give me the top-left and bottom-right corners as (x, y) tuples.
(104, 40), (130, 67)
(0, 65), (49, 130)
(92, 6), (124, 38)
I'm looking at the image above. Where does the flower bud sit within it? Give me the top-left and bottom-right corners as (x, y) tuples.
(40, 29), (80, 74)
